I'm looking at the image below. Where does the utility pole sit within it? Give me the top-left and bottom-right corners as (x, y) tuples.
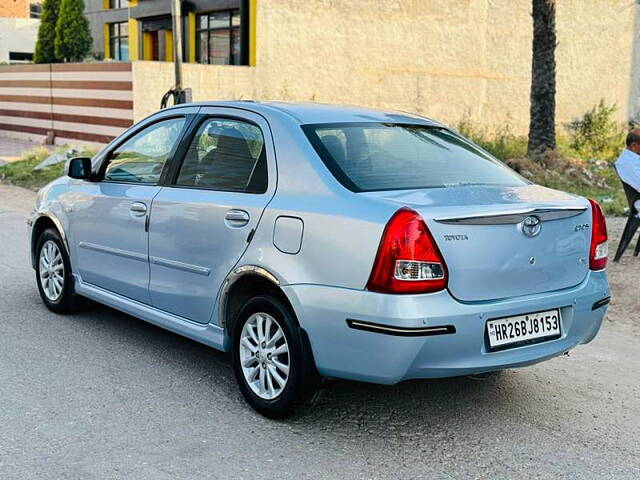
(161, 0), (191, 107)
(171, 0), (183, 92)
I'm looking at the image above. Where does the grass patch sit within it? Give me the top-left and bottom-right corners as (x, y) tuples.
(458, 116), (528, 160)
(0, 146), (97, 191)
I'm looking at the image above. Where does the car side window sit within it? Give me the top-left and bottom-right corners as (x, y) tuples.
(176, 118), (267, 193)
(104, 117), (186, 184)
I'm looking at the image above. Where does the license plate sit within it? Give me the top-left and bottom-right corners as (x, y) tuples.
(486, 309), (561, 350)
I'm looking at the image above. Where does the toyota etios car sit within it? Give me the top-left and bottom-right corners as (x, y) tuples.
(29, 102), (611, 417)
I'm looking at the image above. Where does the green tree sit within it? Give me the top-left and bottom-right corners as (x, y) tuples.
(34, 0), (61, 63)
(527, 0), (557, 157)
(54, 0), (92, 62)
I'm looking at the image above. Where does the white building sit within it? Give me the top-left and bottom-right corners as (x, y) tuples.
(0, 18), (39, 63)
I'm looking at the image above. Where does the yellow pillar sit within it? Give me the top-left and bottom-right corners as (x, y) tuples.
(249, 0), (256, 66)
(103, 23), (111, 59)
(128, 0), (139, 60)
(188, 12), (196, 62)
(165, 30), (174, 62)
(142, 31), (153, 60)
(128, 18), (139, 60)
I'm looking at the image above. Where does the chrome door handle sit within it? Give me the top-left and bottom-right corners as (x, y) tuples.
(225, 209), (250, 227)
(130, 202), (147, 216)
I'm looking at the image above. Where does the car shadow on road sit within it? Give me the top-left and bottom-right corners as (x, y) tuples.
(80, 299), (546, 434)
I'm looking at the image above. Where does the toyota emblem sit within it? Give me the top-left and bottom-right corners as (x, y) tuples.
(522, 216), (541, 237)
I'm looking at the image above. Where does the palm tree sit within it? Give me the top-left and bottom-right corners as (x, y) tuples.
(527, 0), (557, 157)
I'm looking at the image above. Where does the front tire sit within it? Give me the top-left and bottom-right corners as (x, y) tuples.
(35, 228), (82, 314)
(232, 295), (319, 418)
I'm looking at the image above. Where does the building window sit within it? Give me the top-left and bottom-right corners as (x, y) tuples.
(9, 52), (34, 62)
(109, 0), (129, 8)
(29, 3), (41, 18)
(109, 22), (129, 61)
(196, 10), (242, 65)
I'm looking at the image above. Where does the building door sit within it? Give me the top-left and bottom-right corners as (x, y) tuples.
(142, 16), (172, 61)
(151, 31), (159, 60)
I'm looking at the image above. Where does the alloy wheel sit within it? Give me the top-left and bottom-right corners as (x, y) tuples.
(239, 312), (290, 400)
(39, 240), (65, 302)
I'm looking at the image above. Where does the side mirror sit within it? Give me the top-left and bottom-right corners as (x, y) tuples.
(66, 157), (93, 180)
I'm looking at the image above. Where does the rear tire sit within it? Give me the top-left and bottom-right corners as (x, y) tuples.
(35, 228), (83, 314)
(232, 295), (319, 418)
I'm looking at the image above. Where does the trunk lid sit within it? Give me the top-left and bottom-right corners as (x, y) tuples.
(364, 184), (591, 302)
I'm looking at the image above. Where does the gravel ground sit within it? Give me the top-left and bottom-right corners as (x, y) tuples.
(0, 184), (638, 479)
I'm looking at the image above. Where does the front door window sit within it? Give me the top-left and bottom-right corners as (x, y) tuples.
(104, 117), (186, 184)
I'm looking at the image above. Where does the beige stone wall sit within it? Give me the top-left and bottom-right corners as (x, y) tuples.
(132, 61), (257, 121)
(133, 0), (638, 133)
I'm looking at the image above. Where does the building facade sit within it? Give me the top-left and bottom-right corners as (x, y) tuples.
(85, 0), (255, 65)
(126, 0), (640, 134)
(0, 0), (40, 63)
(1, 0), (638, 145)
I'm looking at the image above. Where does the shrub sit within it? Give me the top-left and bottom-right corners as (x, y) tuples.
(34, 0), (61, 63)
(55, 0), (92, 62)
(565, 100), (626, 161)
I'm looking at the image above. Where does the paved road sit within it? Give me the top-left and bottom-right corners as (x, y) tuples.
(0, 184), (638, 479)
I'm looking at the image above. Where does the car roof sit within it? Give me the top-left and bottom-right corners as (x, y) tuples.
(166, 100), (441, 126)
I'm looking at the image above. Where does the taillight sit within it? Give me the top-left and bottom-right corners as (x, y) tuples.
(367, 207), (448, 294)
(588, 199), (608, 270)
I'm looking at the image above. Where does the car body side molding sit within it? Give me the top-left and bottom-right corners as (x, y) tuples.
(149, 255), (211, 276)
(78, 241), (148, 262)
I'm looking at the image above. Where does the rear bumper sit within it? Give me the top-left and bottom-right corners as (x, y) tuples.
(283, 271), (610, 384)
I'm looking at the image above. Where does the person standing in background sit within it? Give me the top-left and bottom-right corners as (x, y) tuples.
(615, 129), (640, 198)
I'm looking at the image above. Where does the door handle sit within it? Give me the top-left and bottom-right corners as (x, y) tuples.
(225, 209), (250, 227)
(130, 202), (147, 216)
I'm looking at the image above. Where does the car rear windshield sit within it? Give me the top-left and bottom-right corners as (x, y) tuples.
(302, 122), (526, 192)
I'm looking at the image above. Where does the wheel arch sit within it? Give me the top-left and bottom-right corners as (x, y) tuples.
(31, 213), (69, 268)
(219, 266), (299, 333)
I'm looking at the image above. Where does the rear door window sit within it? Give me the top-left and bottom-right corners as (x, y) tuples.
(175, 118), (267, 193)
(303, 123), (526, 192)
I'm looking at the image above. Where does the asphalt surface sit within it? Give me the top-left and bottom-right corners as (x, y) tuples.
(0, 184), (639, 479)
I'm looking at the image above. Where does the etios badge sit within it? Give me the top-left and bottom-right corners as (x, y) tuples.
(522, 216), (541, 237)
